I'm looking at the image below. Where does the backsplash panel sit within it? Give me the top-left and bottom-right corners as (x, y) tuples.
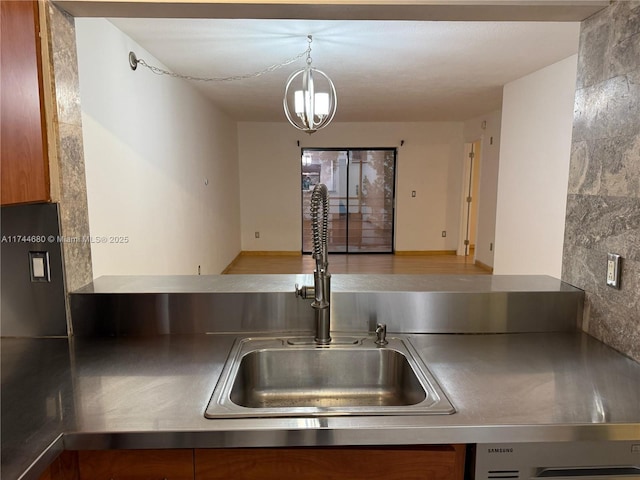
(1, 204), (68, 336)
(69, 275), (583, 336)
(563, 0), (640, 362)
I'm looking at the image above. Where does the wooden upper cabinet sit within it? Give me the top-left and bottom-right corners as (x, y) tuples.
(1, 0), (50, 205)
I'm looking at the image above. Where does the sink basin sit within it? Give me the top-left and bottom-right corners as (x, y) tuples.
(205, 336), (455, 418)
(230, 348), (426, 408)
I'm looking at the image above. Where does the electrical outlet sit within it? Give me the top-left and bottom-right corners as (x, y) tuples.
(441, 231), (446, 237)
(606, 253), (621, 289)
(489, 242), (493, 251)
(255, 232), (260, 239)
(411, 191), (416, 198)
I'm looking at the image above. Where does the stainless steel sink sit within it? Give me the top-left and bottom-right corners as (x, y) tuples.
(205, 336), (455, 418)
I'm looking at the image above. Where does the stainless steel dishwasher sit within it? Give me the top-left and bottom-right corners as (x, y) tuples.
(475, 441), (640, 480)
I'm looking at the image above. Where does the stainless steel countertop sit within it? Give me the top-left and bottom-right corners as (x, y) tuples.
(2, 332), (640, 480)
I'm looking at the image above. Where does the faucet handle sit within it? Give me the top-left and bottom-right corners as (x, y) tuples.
(375, 323), (388, 346)
(295, 283), (315, 299)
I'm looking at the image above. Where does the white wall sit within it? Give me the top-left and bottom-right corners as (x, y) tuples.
(238, 122), (465, 252)
(493, 55), (577, 276)
(76, 19), (241, 276)
(463, 110), (502, 268)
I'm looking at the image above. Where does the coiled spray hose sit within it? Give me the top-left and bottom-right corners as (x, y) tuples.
(310, 183), (329, 270)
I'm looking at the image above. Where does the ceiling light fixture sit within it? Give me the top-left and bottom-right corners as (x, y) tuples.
(283, 36), (337, 135)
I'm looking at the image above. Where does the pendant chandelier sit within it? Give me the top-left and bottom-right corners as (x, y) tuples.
(283, 36), (337, 134)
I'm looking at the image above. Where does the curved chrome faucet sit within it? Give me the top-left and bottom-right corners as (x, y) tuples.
(295, 183), (331, 345)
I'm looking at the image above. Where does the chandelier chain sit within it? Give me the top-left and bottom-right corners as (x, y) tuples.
(306, 34), (313, 65)
(135, 44), (312, 82)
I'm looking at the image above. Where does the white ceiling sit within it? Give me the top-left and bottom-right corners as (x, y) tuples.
(110, 18), (580, 122)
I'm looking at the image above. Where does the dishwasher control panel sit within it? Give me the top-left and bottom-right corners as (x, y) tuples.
(475, 441), (640, 480)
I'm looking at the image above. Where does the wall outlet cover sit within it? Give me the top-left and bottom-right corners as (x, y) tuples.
(29, 251), (50, 282)
(606, 253), (621, 289)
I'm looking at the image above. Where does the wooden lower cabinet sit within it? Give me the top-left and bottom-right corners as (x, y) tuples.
(41, 451), (78, 480)
(41, 450), (194, 480)
(40, 446), (465, 480)
(195, 446), (465, 480)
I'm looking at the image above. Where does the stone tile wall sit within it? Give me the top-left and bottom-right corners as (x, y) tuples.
(563, 1), (640, 362)
(44, 2), (93, 329)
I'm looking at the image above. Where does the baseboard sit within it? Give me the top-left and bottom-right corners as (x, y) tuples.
(240, 251), (301, 256)
(474, 259), (494, 273)
(220, 252), (242, 274)
(395, 250), (457, 256)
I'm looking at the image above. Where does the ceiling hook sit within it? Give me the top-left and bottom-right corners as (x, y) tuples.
(129, 51), (138, 71)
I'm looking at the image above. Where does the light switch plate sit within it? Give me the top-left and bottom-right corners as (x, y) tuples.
(606, 253), (621, 289)
(29, 251), (50, 282)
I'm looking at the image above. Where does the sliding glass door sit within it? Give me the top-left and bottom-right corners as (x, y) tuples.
(302, 148), (396, 253)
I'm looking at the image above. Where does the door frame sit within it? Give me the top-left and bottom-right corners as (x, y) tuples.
(457, 140), (482, 258)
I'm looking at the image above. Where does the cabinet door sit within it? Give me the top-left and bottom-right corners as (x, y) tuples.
(195, 445), (465, 480)
(0, 0), (50, 205)
(77, 450), (194, 480)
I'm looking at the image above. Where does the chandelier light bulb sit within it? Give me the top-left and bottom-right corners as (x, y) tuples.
(315, 93), (329, 117)
(294, 91), (305, 114)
